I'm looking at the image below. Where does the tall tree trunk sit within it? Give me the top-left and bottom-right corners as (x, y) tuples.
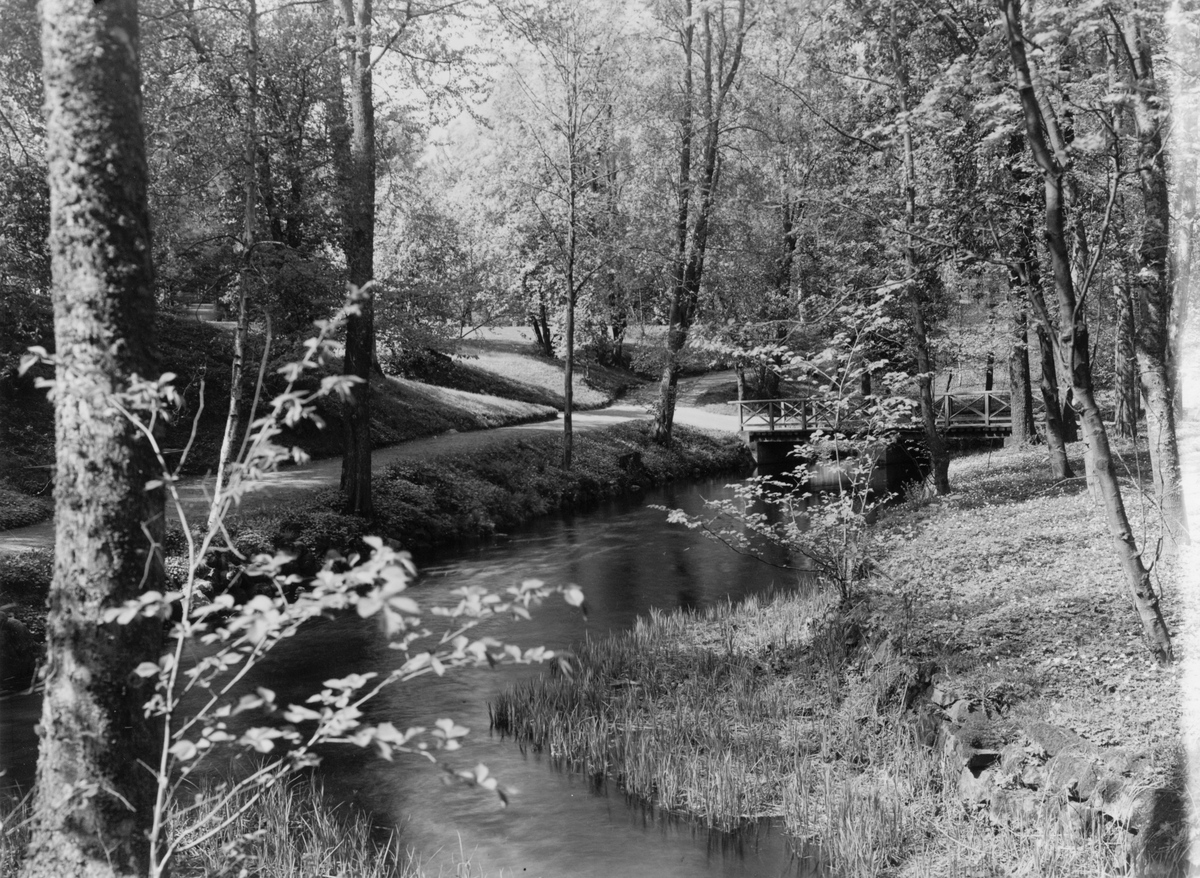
(535, 292), (553, 357)
(653, 5), (695, 446)
(25, 0), (164, 874)
(1009, 134), (1070, 473)
(1002, 0), (1172, 662)
(1019, 245), (1072, 475)
(653, 0), (746, 445)
(891, 7), (950, 494)
(562, 157), (577, 469)
(1119, 10), (1188, 554)
(1114, 276), (1138, 439)
(1169, 94), (1197, 416)
(1058, 381), (1079, 443)
(759, 181), (797, 401)
(601, 105), (627, 367)
(332, 0), (375, 516)
(523, 266), (555, 357)
(610, 301), (627, 364)
(1006, 289), (1036, 448)
(209, 0), (258, 531)
(1034, 317), (1072, 476)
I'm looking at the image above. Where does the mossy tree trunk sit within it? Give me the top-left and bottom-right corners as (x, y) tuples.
(23, 0), (164, 874)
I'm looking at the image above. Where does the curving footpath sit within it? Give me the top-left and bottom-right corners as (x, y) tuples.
(0, 373), (740, 555)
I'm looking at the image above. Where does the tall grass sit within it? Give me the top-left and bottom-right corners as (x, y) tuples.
(170, 775), (412, 878)
(0, 792), (30, 878)
(489, 590), (1148, 878)
(2, 778), (419, 878)
(490, 594), (826, 832)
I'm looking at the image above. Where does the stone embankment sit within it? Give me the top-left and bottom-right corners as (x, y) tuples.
(926, 681), (1180, 869)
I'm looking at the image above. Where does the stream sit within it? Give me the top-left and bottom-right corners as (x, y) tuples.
(1, 475), (822, 877)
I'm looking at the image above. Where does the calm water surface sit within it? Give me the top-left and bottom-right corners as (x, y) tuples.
(1, 476), (822, 877)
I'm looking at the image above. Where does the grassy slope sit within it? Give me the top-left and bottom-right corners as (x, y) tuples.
(402, 340), (621, 410)
(0, 319), (607, 530)
(491, 440), (1185, 877)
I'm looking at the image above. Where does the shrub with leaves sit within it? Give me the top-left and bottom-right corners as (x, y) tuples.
(663, 435), (891, 604)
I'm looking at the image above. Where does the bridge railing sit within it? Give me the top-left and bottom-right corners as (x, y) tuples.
(934, 391), (1013, 428)
(738, 391), (1017, 433)
(736, 397), (876, 431)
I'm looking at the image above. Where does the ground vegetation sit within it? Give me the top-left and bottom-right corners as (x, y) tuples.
(493, 441), (1187, 876)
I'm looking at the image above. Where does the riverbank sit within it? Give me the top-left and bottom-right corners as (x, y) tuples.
(209, 419), (751, 568)
(0, 419), (750, 686)
(491, 439), (1188, 877)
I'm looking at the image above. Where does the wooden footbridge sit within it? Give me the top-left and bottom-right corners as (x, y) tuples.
(738, 391), (1019, 463)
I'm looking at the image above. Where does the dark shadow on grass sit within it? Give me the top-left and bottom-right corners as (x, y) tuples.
(694, 385), (738, 407)
(948, 448), (1091, 510)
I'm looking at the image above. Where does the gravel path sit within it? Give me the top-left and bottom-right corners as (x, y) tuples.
(0, 373), (740, 554)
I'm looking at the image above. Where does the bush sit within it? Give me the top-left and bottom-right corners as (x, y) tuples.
(0, 484), (51, 530)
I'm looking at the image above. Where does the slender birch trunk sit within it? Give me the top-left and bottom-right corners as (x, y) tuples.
(563, 138), (577, 469)
(209, 0), (258, 530)
(1117, 10), (1188, 553)
(1002, 0), (1173, 662)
